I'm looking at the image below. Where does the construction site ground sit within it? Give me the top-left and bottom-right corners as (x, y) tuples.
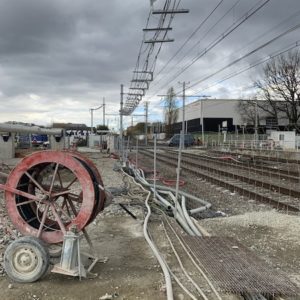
(0, 148), (299, 300)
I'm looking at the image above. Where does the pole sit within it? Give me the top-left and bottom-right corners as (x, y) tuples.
(201, 99), (204, 145)
(90, 109), (93, 134)
(235, 125), (238, 148)
(242, 125), (245, 148)
(153, 134), (157, 197)
(182, 82), (186, 149)
(136, 138), (138, 169)
(103, 97), (106, 127)
(145, 102), (148, 146)
(175, 130), (183, 212)
(120, 84), (124, 161)
(254, 101), (258, 145)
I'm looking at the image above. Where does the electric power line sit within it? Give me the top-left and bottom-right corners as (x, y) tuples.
(149, 0), (271, 98)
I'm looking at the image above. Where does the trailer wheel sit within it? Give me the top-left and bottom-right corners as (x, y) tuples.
(4, 236), (49, 283)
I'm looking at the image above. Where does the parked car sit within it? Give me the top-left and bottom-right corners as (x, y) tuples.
(167, 133), (194, 147)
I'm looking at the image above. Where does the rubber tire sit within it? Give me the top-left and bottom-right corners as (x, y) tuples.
(47, 243), (62, 258)
(4, 236), (50, 283)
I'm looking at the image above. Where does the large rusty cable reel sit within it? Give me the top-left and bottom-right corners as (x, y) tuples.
(4, 151), (105, 244)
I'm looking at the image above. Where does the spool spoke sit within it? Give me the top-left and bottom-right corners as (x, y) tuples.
(68, 194), (82, 203)
(0, 183), (40, 201)
(25, 171), (46, 193)
(53, 202), (72, 222)
(16, 199), (41, 207)
(49, 163), (59, 194)
(61, 198), (67, 210)
(57, 169), (64, 188)
(37, 203), (50, 238)
(49, 203), (67, 234)
(66, 177), (78, 189)
(67, 198), (78, 216)
(52, 187), (82, 198)
(58, 198), (72, 218)
(64, 200), (72, 217)
(26, 216), (37, 223)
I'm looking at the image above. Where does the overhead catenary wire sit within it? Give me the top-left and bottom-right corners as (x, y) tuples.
(149, 0), (271, 98)
(199, 5), (300, 81)
(154, 20), (300, 106)
(131, 2), (176, 91)
(191, 40), (300, 96)
(124, 0), (188, 115)
(154, 0), (225, 80)
(186, 22), (300, 92)
(149, 0), (243, 94)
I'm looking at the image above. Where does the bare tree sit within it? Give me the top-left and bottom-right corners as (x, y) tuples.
(254, 50), (300, 131)
(238, 98), (259, 126)
(163, 87), (178, 138)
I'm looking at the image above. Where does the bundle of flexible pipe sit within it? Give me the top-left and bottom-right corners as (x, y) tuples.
(123, 160), (267, 300)
(122, 164), (221, 299)
(126, 161), (211, 237)
(121, 169), (174, 300)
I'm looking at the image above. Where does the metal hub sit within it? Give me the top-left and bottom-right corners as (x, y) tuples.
(13, 247), (38, 274)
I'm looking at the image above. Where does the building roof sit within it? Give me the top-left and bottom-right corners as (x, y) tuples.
(52, 123), (88, 130)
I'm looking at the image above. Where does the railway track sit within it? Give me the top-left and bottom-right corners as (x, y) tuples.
(138, 149), (300, 212)
(174, 150), (300, 182)
(211, 149), (300, 167)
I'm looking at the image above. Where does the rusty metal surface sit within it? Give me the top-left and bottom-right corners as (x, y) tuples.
(181, 236), (298, 296)
(3, 151), (98, 244)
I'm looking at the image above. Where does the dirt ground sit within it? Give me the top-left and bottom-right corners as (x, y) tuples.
(0, 217), (165, 300)
(0, 151), (171, 300)
(0, 149), (299, 300)
(199, 210), (300, 288)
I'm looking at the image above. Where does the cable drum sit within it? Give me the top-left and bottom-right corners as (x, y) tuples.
(4, 151), (106, 244)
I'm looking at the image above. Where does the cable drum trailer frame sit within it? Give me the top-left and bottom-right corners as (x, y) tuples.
(0, 150), (108, 283)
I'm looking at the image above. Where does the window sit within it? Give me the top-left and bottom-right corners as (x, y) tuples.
(279, 134), (284, 141)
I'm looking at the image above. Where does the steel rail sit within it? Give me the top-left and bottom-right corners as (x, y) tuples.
(138, 149), (300, 212)
(211, 149), (300, 165)
(141, 149), (300, 197)
(170, 150), (300, 182)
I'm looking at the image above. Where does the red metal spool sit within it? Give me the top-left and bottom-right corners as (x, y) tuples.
(4, 151), (105, 244)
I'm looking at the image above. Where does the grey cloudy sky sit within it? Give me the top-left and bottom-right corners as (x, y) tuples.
(0, 0), (299, 129)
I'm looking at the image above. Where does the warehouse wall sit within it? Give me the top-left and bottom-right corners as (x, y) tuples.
(177, 99), (243, 125)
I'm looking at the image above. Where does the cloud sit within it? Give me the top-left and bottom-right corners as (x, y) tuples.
(0, 0), (299, 127)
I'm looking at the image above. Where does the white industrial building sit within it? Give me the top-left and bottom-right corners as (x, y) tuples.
(174, 98), (290, 133)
